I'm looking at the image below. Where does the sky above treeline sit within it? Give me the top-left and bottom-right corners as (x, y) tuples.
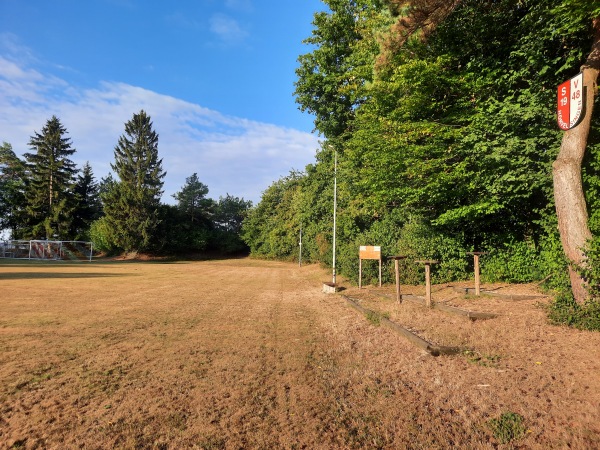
(0, 0), (325, 204)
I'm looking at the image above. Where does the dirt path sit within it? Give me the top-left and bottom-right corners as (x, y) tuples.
(1, 259), (599, 449)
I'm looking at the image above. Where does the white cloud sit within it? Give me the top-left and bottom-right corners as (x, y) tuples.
(0, 57), (319, 204)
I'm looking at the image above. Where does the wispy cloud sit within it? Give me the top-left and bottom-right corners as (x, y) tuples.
(165, 11), (202, 31)
(0, 55), (319, 204)
(0, 32), (39, 65)
(209, 13), (248, 45)
(225, 0), (253, 13)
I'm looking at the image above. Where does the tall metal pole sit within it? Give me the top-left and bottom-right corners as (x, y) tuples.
(332, 149), (337, 285)
(299, 228), (302, 267)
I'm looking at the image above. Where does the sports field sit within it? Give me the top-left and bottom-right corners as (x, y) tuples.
(1, 258), (599, 448)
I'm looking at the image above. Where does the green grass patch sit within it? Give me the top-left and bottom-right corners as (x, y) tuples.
(463, 350), (501, 368)
(364, 310), (390, 327)
(487, 412), (526, 444)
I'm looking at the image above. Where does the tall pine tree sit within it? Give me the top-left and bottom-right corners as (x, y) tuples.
(23, 116), (77, 239)
(103, 110), (166, 252)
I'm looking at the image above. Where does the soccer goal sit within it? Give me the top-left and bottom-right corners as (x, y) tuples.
(0, 240), (94, 261)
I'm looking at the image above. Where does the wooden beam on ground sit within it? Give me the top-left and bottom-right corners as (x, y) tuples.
(451, 286), (546, 301)
(341, 295), (462, 356)
(400, 294), (497, 321)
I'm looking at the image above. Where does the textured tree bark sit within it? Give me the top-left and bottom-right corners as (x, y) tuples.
(553, 19), (600, 303)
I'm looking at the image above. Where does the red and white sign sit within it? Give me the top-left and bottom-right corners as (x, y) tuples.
(557, 72), (585, 131)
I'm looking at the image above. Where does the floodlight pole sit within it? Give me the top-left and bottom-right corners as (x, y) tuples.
(332, 149), (338, 285)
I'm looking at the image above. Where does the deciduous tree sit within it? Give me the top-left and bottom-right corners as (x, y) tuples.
(550, 2), (600, 303)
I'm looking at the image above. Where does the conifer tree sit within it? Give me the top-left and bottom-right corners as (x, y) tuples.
(0, 142), (26, 238)
(71, 162), (102, 240)
(173, 173), (212, 224)
(103, 110), (166, 252)
(23, 116), (77, 239)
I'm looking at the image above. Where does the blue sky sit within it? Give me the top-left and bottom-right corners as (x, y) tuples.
(0, 0), (325, 204)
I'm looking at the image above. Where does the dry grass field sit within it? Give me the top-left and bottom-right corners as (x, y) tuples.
(1, 258), (599, 449)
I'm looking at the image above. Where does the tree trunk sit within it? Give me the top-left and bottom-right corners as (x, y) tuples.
(552, 19), (600, 303)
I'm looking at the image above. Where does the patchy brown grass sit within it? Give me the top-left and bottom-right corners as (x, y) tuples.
(0, 258), (599, 449)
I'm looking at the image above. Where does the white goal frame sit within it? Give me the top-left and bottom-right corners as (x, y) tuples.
(0, 240), (94, 262)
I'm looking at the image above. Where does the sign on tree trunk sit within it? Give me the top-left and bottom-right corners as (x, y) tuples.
(557, 72), (586, 131)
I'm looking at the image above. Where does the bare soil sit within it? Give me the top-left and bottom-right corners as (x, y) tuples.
(0, 258), (599, 449)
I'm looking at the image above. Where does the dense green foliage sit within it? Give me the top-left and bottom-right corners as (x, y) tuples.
(243, 0), (600, 322)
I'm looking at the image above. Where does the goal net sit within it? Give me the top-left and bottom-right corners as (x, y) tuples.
(0, 240), (94, 261)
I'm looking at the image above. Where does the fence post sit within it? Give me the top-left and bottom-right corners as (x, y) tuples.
(387, 256), (407, 303)
(466, 252), (488, 296)
(416, 260), (439, 308)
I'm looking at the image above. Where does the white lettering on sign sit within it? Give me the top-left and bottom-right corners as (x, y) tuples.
(558, 72), (585, 131)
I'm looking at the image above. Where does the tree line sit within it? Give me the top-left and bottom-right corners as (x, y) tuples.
(0, 111), (251, 255)
(241, 0), (600, 328)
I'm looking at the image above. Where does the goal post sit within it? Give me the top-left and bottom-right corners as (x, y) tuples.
(0, 240), (94, 261)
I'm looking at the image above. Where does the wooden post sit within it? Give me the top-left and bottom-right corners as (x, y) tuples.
(395, 259), (400, 300)
(425, 264), (431, 307)
(416, 260), (439, 308)
(387, 256), (407, 303)
(474, 254), (480, 296)
(359, 258), (362, 289)
(466, 252), (488, 296)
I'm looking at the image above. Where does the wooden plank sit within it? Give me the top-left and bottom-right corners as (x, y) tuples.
(451, 286), (547, 301)
(341, 295), (462, 356)
(386, 293), (498, 321)
(359, 245), (382, 260)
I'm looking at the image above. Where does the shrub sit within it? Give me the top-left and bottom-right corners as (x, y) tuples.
(548, 292), (600, 331)
(394, 220), (468, 284)
(89, 217), (119, 254)
(481, 240), (543, 283)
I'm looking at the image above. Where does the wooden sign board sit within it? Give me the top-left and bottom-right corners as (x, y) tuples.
(359, 245), (382, 288)
(359, 245), (381, 260)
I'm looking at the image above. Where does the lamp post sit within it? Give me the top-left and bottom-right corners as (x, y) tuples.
(332, 148), (337, 285)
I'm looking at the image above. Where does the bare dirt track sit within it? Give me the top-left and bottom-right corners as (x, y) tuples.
(1, 258), (599, 449)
